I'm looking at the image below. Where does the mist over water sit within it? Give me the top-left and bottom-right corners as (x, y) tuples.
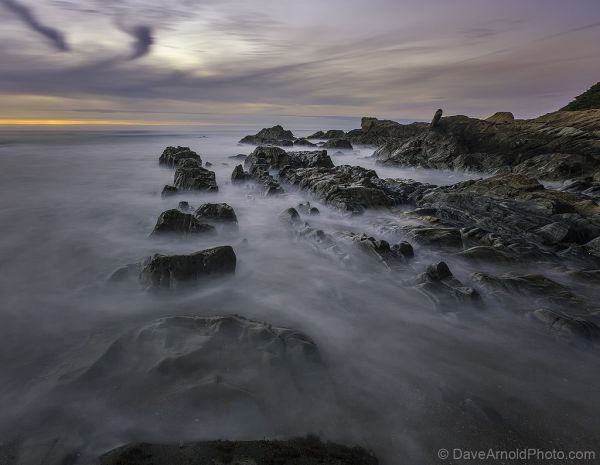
(0, 122), (599, 464)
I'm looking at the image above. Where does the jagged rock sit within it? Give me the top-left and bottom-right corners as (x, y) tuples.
(95, 436), (377, 465)
(308, 129), (346, 139)
(231, 164), (251, 183)
(323, 139), (353, 149)
(414, 262), (479, 306)
(244, 146), (334, 171)
(279, 207), (301, 224)
(455, 246), (517, 263)
(335, 232), (413, 268)
(140, 246), (236, 290)
(294, 138), (317, 147)
(513, 153), (593, 181)
(151, 209), (215, 237)
(279, 165), (400, 214)
(406, 227), (463, 249)
(430, 108), (443, 128)
(159, 146), (202, 168)
(298, 202), (321, 216)
(161, 185), (179, 198)
(584, 236), (600, 257)
(194, 203), (238, 223)
(174, 159), (218, 192)
(534, 222), (576, 245)
(177, 201), (190, 211)
(239, 125), (295, 145)
(486, 112), (515, 123)
(561, 81), (600, 111)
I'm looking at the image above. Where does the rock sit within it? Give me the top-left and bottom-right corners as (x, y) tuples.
(308, 130), (325, 139)
(513, 153), (593, 181)
(159, 146), (202, 168)
(323, 139), (353, 149)
(151, 209), (215, 237)
(455, 246), (516, 263)
(310, 207), (320, 215)
(204, 161), (212, 167)
(228, 153), (247, 160)
(95, 436), (378, 465)
(194, 203), (238, 223)
(161, 185), (179, 198)
(140, 246), (236, 290)
(561, 81), (600, 111)
(294, 138), (317, 147)
(231, 164), (251, 183)
(584, 236), (600, 257)
(107, 263), (141, 284)
(308, 129), (346, 139)
(279, 207), (301, 224)
(174, 159), (218, 192)
(239, 125), (295, 145)
(245, 146), (334, 171)
(532, 308), (600, 346)
(279, 164), (400, 214)
(177, 201), (190, 211)
(430, 108), (443, 128)
(534, 222), (576, 245)
(414, 261), (479, 306)
(336, 232), (413, 268)
(486, 112), (515, 123)
(406, 227), (463, 249)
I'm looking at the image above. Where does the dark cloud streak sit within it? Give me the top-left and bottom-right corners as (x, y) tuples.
(128, 24), (154, 59)
(0, 0), (69, 51)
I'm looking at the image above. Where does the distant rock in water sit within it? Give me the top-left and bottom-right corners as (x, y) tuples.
(561, 81), (600, 111)
(194, 203), (238, 223)
(174, 159), (218, 191)
(294, 137), (317, 147)
(308, 129), (346, 139)
(159, 146), (202, 168)
(239, 125), (295, 145)
(140, 246), (236, 290)
(151, 209), (215, 237)
(245, 146), (334, 171)
(323, 138), (353, 149)
(96, 436), (378, 465)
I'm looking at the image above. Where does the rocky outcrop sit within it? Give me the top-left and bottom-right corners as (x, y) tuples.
(96, 436), (378, 465)
(413, 262), (479, 307)
(239, 125), (295, 145)
(159, 146), (201, 168)
(323, 139), (353, 149)
(231, 164), (251, 183)
(279, 165), (400, 214)
(194, 203), (238, 223)
(294, 138), (317, 147)
(151, 209), (215, 236)
(308, 129), (346, 139)
(174, 159), (218, 192)
(160, 185), (179, 198)
(140, 246), (236, 290)
(561, 81), (600, 111)
(244, 146), (334, 171)
(486, 112), (515, 124)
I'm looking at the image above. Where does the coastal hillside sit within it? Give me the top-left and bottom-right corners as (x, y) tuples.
(561, 81), (600, 111)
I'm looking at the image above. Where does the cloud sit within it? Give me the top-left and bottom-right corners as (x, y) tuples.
(0, 0), (69, 51)
(128, 24), (154, 60)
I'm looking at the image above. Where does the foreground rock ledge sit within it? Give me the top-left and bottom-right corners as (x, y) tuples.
(95, 436), (378, 465)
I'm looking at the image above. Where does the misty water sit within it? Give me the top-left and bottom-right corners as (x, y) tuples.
(1, 123), (599, 464)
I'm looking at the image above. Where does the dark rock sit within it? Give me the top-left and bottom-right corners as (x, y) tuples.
(308, 130), (325, 139)
(161, 185), (179, 198)
(107, 263), (141, 284)
(335, 232), (412, 268)
(310, 207), (320, 215)
(151, 209), (215, 237)
(245, 146), (334, 171)
(228, 153), (247, 160)
(279, 207), (301, 224)
(406, 226), (463, 248)
(455, 246), (517, 263)
(174, 159), (218, 192)
(294, 138), (317, 147)
(323, 139), (353, 149)
(239, 125), (295, 145)
(204, 161), (212, 167)
(414, 261), (479, 306)
(430, 108), (443, 128)
(485, 112), (515, 123)
(95, 436), (378, 465)
(194, 203), (238, 223)
(159, 146), (202, 168)
(140, 246), (236, 290)
(231, 164), (251, 183)
(584, 236), (600, 257)
(561, 81), (600, 111)
(177, 201), (190, 211)
(532, 308), (600, 346)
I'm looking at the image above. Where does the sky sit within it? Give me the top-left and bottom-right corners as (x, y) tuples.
(1, 0), (600, 125)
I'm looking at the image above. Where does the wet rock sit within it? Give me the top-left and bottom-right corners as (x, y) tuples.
(297, 201), (320, 215)
(194, 203), (238, 223)
(335, 232), (413, 268)
(534, 222), (577, 245)
(140, 246), (236, 290)
(513, 153), (593, 181)
(231, 164), (251, 183)
(95, 436), (378, 465)
(151, 209), (215, 237)
(228, 153), (247, 160)
(279, 207), (301, 224)
(414, 261), (479, 306)
(560, 177), (600, 201)
(430, 108), (443, 128)
(455, 246), (517, 263)
(294, 138), (317, 147)
(279, 164), (399, 214)
(323, 139), (353, 149)
(174, 159), (218, 192)
(320, 129), (346, 139)
(204, 161), (212, 167)
(308, 130), (325, 139)
(161, 185), (179, 198)
(406, 226), (462, 248)
(159, 146), (202, 168)
(239, 125), (295, 145)
(245, 146), (334, 171)
(310, 207), (320, 215)
(584, 236), (600, 257)
(532, 308), (600, 346)
(177, 201), (190, 212)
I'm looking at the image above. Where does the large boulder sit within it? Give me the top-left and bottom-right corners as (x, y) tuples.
(323, 139), (353, 149)
(140, 246), (236, 290)
(231, 164), (251, 183)
(239, 125), (295, 145)
(244, 146), (334, 171)
(174, 159), (218, 192)
(159, 146), (202, 168)
(151, 209), (215, 236)
(194, 203), (238, 223)
(413, 261), (479, 307)
(308, 129), (346, 139)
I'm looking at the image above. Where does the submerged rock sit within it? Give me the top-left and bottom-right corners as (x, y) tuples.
(294, 138), (317, 147)
(159, 146), (202, 168)
(95, 436), (378, 465)
(174, 159), (218, 192)
(161, 185), (179, 198)
(414, 262), (479, 307)
(140, 246), (236, 290)
(532, 308), (600, 346)
(151, 209), (215, 237)
(194, 203), (238, 223)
